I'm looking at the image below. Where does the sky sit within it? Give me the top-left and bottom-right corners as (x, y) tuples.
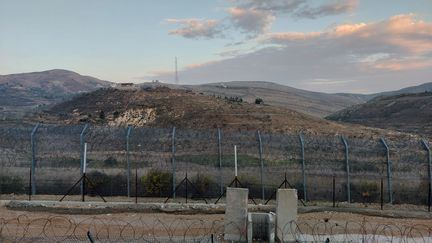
(0, 0), (431, 94)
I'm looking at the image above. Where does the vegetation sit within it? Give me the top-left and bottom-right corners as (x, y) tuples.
(0, 175), (25, 194)
(255, 98), (263, 104)
(141, 169), (172, 197)
(191, 174), (218, 198)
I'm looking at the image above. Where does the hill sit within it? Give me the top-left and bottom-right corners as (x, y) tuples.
(373, 82), (432, 98)
(35, 86), (412, 139)
(326, 92), (432, 136)
(183, 81), (369, 118)
(0, 69), (112, 121)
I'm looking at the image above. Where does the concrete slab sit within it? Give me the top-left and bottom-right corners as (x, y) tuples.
(276, 189), (298, 242)
(224, 187), (248, 242)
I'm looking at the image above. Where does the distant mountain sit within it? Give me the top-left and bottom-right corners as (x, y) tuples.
(0, 69), (112, 121)
(373, 82), (432, 98)
(182, 81), (369, 117)
(327, 92), (432, 136)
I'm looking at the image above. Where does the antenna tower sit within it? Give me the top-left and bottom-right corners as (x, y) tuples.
(175, 57), (179, 84)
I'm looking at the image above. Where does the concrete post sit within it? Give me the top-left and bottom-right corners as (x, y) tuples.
(299, 134), (307, 201)
(224, 187), (248, 242)
(341, 136), (350, 203)
(276, 189), (298, 242)
(126, 126), (132, 197)
(30, 123), (40, 195)
(380, 137), (393, 204)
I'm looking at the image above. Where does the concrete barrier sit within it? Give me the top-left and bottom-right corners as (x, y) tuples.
(224, 187), (248, 242)
(276, 189), (298, 242)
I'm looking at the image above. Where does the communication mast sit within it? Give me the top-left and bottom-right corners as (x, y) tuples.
(175, 56), (179, 85)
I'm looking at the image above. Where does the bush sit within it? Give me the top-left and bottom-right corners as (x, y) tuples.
(103, 157), (118, 167)
(0, 175), (25, 194)
(351, 181), (379, 203)
(141, 169), (172, 197)
(238, 175), (261, 198)
(191, 174), (218, 198)
(255, 98), (263, 104)
(86, 171), (128, 196)
(87, 171), (111, 196)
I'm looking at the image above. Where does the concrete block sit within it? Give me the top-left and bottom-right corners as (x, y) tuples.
(247, 212), (275, 243)
(276, 189), (298, 242)
(224, 187), (248, 242)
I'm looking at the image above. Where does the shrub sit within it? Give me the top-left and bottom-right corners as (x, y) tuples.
(238, 175), (261, 198)
(191, 174), (218, 198)
(0, 175), (25, 194)
(351, 181), (379, 203)
(103, 157), (118, 167)
(255, 98), (263, 104)
(87, 171), (111, 196)
(86, 171), (128, 196)
(141, 169), (172, 197)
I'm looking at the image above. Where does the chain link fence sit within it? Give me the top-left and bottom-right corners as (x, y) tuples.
(0, 124), (430, 208)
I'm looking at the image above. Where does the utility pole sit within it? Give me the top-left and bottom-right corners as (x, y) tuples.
(175, 57), (179, 85)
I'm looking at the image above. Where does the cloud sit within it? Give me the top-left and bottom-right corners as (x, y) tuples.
(228, 7), (275, 35)
(149, 14), (432, 93)
(372, 59), (432, 71)
(294, 0), (358, 19)
(166, 1), (359, 39)
(263, 14), (432, 56)
(166, 18), (222, 39)
(233, 0), (306, 13)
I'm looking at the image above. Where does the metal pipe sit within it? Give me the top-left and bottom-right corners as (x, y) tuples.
(30, 123), (40, 195)
(421, 139), (431, 211)
(341, 136), (350, 203)
(217, 128), (223, 196)
(171, 127), (176, 199)
(257, 130), (265, 202)
(126, 126), (132, 198)
(299, 134), (307, 201)
(380, 137), (392, 204)
(80, 124), (89, 195)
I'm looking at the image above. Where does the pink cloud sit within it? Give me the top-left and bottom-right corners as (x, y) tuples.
(372, 59), (432, 71)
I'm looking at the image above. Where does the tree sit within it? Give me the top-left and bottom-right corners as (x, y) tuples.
(255, 98), (263, 104)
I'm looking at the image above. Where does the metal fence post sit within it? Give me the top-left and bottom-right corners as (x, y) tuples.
(217, 128), (223, 196)
(80, 124), (89, 195)
(171, 127), (176, 199)
(257, 130), (265, 202)
(421, 139), (431, 210)
(126, 126), (132, 198)
(341, 136), (350, 203)
(299, 134), (307, 201)
(30, 123), (40, 195)
(380, 137), (393, 204)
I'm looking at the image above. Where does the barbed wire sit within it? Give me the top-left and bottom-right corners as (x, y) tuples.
(0, 214), (431, 242)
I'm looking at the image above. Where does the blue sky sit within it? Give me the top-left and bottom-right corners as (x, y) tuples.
(1, 0), (431, 93)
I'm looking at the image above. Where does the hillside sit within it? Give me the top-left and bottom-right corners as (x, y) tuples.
(327, 92), (432, 136)
(183, 81), (369, 118)
(373, 82), (432, 98)
(0, 69), (111, 121)
(35, 86), (412, 139)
